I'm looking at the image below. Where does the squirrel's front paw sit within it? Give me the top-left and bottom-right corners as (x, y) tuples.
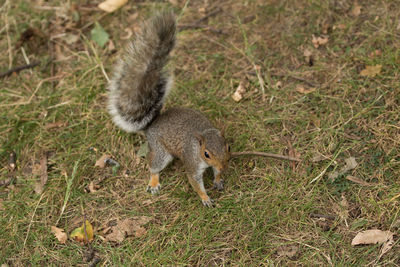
(147, 184), (161, 195)
(213, 179), (224, 191)
(201, 198), (214, 207)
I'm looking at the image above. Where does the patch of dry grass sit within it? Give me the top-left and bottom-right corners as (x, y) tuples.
(0, 0), (399, 265)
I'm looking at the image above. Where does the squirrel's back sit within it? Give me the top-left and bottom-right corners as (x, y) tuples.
(108, 12), (176, 132)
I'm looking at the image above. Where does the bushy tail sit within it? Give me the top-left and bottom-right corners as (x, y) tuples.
(108, 12), (176, 132)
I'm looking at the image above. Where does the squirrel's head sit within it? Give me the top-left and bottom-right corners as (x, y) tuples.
(195, 129), (230, 172)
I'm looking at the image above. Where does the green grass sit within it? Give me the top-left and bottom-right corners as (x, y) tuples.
(1, 0), (399, 265)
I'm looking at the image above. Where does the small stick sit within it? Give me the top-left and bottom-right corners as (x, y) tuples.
(0, 61), (40, 79)
(230, 151), (301, 162)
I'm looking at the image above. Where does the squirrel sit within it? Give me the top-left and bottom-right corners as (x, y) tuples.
(108, 12), (230, 207)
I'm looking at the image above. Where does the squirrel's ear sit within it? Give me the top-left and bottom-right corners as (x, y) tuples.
(194, 132), (205, 146)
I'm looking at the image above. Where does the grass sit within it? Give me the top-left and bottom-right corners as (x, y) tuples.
(1, 0), (399, 265)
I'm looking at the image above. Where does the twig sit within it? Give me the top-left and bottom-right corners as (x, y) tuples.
(271, 73), (319, 88)
(178, 24), (227, 34)
(0, 61), (40, 79)
(195, 7), (222, 24)
(230, 151), (301, 162)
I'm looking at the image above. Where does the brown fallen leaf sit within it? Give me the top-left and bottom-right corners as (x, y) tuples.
(104, 216), (152, 243)
(312, 35), (329, 48)
(232, 82), (246, 102)
(328, 157), (358, 180)
(277, 245), (299, 258)
(351, 229), (394, 246)
(351, 3), (362, 17)
(303, 48), (313, 66)
(51, 226), (68, 244)
(87, 181), (99, 193)
(360, 65), (382, 77)
(34, 154), (48, 194)
(369, 50), (382, 58)
(296, 84), (315, 94)
(98, 0), (128, 13)
(45, 121), (67, 130)
(95, 154), (110, 168)
(345, 175), (372, 186)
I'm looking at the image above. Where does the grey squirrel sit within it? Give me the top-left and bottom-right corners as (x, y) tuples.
(108, 12), (230, 207)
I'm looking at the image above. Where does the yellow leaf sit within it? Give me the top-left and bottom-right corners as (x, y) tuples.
(360, 65), (382, 77)
(70, 220), (94, 243)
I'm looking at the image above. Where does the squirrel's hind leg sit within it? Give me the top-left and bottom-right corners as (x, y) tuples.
(147, 144), (173, 195)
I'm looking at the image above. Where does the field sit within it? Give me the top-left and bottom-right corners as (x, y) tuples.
(1, 0), (399, 265)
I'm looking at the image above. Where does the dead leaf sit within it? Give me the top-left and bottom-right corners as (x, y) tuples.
(360, 65), (382, 77)
(34, 154), (48, 194)
(328, 157), (357, 180)
(303, 48), (313, 65)
(345, 175), (371, 186)
(351, 3), (362, 17)
(275, 81), (282, 88)
(61, 33), (79, 45)
(232, 82), (246, 102)
(104, 216), (152, 243)
(312, 35), (329, 48)
(108, 39), (116, 53)
(333, 24), (346, 30)
(311, 154), (331, 163)
(51, 226), (68, 244)
(369, 50), (382, 58)
(95, 154), (110, 168)
(277, 245), (298, 258)
(296, 84), (315, 94)
(351, 229), (394, 246)
(70, 220), (94, 244)
(88, 181), (99, 193)
(98, 0), (128, 13)
(45, 121), (67, 130)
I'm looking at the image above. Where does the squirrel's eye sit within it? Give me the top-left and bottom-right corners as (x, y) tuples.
(204, 151), (210, 158)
